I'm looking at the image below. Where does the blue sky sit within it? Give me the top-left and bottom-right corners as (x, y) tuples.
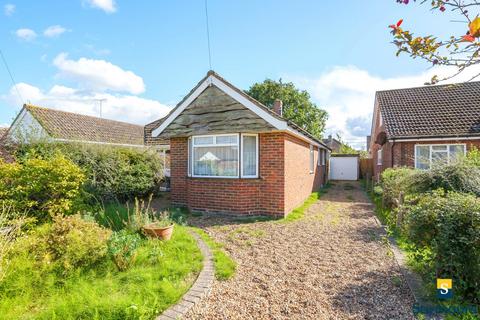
(0, 0), (471, 147)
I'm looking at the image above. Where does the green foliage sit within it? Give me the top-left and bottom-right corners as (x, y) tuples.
(380, 167), (417, 208)
(414, 161), (480, 196)
(49, 215), (111, 272)
(15, 142), (164, 202)
(10, 215), (111, 274)
(107, 230), (141, 271)
(192, 227), (236, 280)
(0, 225), (202, 319)
(404, 190), (480, 302)
(246, 79), (328, 139)
(0, 155), (85, 220)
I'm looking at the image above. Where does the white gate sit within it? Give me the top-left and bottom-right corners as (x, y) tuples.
(329, 155), (359, 181)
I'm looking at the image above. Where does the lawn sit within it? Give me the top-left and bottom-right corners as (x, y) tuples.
(0, 225), (202, 320)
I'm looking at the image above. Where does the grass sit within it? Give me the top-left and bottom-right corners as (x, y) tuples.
(281, 182), (331, 222)
(190, 227), (236, 281)
(0, 225), (202, 320)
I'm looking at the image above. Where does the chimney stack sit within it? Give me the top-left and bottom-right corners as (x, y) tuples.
(328, 134), (332, 141)
(273, 99), (283, 116)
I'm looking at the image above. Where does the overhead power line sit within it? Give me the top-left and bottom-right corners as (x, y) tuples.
(204, 0), (212, 70)
(0, 49), (24, 104)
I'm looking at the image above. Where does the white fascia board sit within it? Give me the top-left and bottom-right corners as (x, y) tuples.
(389, 136), (480, 142)
(151, 77), (212, 137)
(151, 73), (326, 149)
(210, 76), (287, 130)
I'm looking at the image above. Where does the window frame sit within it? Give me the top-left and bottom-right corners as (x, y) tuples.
(309, 145), (314, 173)
(240, 133), (259, 178)
(189, 133), (259, 179)
(414, 143), (467, 170)
(321, 149), (326, 165)
(317, 149), (321, 166)
(377, 148), (382, 165)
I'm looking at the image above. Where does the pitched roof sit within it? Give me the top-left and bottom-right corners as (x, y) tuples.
(376, 81), (480, 139)
(23, 104), (145, 146)
(151, 70), (330, 149)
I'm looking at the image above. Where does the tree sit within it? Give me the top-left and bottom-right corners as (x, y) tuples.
(246, 79), (328, 139)
(390, 0), (480, 84)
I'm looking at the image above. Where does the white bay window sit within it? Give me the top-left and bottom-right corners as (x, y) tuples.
(188, 133), (258, 178)
(415, 144), (466, 170)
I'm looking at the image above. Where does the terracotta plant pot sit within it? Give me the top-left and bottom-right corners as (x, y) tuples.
(143, 223), (174, 240)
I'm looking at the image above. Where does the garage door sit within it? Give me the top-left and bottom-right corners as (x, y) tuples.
(329, 156), (358, 180)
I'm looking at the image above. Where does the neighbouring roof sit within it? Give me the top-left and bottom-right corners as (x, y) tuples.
(376, 81), (480, 139)
(0, 127), (8, 139)
(22, 104), (145, 146)
(150, 70), (330, 150)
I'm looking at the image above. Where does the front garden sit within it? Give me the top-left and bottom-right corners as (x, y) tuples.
(0, 142), (234, 319)
(365, 150), (480, 318)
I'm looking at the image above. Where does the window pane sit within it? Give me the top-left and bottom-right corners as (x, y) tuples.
(194, 136), (214, 145)
(432, 151), (448, 166)
(415, 146), (430, 169)
(432, 145), (447, 151)
(188, 138), (192, 176)
(216, 135), (238, 145)
(242, 135), (257, 176)
(193, 146), (238, 176)
(449, 145), (465, 162)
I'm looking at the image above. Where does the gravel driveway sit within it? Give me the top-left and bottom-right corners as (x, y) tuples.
(185, 181), (415, 320)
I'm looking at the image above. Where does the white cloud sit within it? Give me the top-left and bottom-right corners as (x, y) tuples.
(53, 53), (145, 94)
(15, 28), (37, 41)
(286, 64), (480, 150)
(83, 0), (116, 13)
(4, 4), (15, 16)
(3, 82), (171, 125)
(43, 25), (68, 38)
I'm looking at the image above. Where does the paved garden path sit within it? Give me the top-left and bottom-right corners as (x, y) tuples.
(185, 181), (415, 320)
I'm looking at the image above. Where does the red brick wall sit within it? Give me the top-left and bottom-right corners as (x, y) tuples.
(170, 132), (326, 216)
(284, 133), (325, 213)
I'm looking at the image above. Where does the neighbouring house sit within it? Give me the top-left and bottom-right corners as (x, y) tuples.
(322, 135), (343, 153)
(146, 71), (331, 217)
(369, 81), (480, 179)
(4, 104), (170, 175)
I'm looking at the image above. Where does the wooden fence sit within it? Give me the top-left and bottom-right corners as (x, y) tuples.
(359, 158), (373, 179)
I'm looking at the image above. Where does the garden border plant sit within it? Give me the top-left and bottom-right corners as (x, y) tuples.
(363, 158), (480, 318)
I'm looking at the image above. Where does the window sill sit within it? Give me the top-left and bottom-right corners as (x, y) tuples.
(187, 176), (262, 181)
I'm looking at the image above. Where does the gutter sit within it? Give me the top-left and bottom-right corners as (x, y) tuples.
(389, 135), (480, 142)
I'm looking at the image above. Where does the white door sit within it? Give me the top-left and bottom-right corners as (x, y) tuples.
(329, 157), (358, 180)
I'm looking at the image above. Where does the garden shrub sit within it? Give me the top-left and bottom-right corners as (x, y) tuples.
(414, 161), (480, 196)
(15, 142), (164, 201)
(9, 215), (110, 274)
(0, 155), (85, 220)
(404, 190), (480, 302)
(380, 167), (417, 207)
(107, 230), (141, 271)
(48, 215), (111, 272)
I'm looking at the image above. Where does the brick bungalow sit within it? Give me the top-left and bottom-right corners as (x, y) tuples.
(146, 71), (331, 217)
(369, 81), (480, 179)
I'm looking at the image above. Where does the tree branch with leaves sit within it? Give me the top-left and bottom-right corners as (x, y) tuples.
(390, 0), (480, 84)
